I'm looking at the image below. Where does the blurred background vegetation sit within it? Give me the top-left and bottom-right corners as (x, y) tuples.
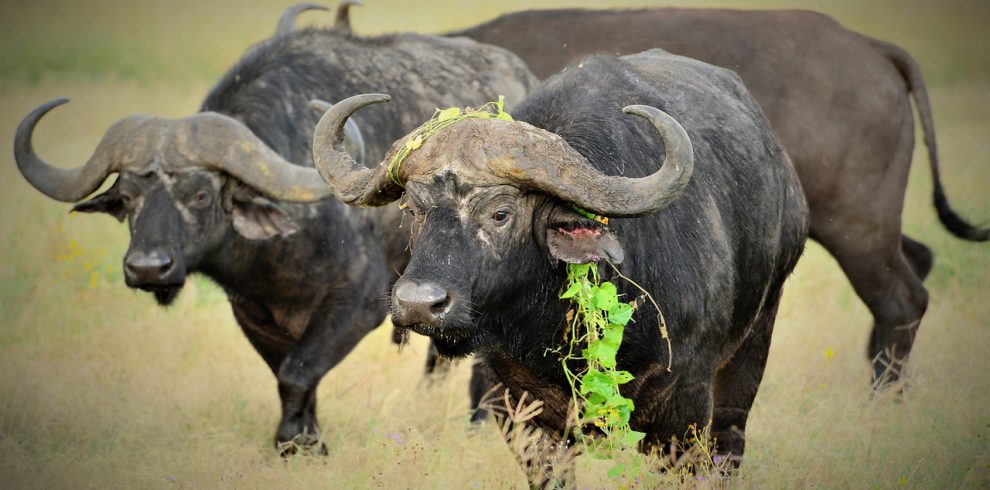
(0, 0), (987, 488)
(1, 0), (987, 87)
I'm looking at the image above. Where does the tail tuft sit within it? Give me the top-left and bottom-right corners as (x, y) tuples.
(934, 188), (990, 241)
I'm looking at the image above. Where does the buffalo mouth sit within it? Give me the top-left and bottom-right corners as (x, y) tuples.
(136, 283), (184, 306)
(394, 321), (478, 358)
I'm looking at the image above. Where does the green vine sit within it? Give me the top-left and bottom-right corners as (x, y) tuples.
(388, 95), (513, 186)
(558, 263), (645, 475)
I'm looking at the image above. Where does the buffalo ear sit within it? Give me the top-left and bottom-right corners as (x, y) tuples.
(71, 191), (126, 222)
(231, 194), (299, 240)
(547, 225), (624, 264)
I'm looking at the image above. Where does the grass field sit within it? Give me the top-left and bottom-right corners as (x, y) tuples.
(1, 0), (988, 488)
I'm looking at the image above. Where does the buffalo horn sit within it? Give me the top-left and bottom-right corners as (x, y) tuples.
(334, 0), (362, 33)
(520, 105), (694, 217)
(309, 99), (367, 166)
(311, 93), (399, 206)
(14, 98), (148, 202)
(274, 3), (329, 38)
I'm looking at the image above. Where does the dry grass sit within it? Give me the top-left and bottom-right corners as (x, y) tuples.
(1, 0), (988, 488)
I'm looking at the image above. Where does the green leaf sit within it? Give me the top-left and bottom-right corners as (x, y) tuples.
(584, 341), (617, 368)
(592, 282), (619, 310)
(611, 370), (635, 384)
(606, 393), (633, 410)
(585, 392), (606, 407)
(602, 324), (624, 346)
(560, 282), (582, 299)
(569, 263), (593, 277)
(607, 302), (634, 325)
(621, 430), (646, 446)
(437, 107), (461, 122)
(580, 370), (616, 398)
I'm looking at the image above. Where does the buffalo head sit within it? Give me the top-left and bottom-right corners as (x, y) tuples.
(311, 94), (693, 355)
(15, 99), (357, 305)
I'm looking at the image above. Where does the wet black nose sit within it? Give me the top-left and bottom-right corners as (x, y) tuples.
(393, 280), (451, 326)
(124, 251), (175, 285)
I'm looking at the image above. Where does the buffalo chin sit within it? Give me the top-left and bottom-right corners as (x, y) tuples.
(139, 284), (183, 306)
(401, 323), (478, 359)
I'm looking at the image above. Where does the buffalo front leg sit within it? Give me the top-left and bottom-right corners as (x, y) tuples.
(711, 290), (780, 467)
(274, 303), (381, 454)
(468, 356), (495, 423)
(421, 341), (453, 380)
(633, 371), (715, 471)
(494, 410), (575, 489)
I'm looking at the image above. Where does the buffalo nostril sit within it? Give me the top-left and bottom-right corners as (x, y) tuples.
(157, 256), (174, 274)
(429, 296), (450, 315)
(394, 280), (451, 324)
(124, 251), (175, 282)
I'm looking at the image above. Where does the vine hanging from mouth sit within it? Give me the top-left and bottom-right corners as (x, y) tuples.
(556, 259), (671, 479)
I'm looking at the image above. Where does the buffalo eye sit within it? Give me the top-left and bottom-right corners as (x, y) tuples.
(404, 201), (423, 219)
(119, 192), (134, 208)
(189, 190), (211, 208)
(491, 210), (510, 226)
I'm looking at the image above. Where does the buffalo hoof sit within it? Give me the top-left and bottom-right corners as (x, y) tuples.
(276, 432), (327, 457)
(469, 407), (491, 424)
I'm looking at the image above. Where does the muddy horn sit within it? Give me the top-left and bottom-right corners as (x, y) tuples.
(311, 93), (399, 206)
(513, 105), (694, 217)
(309, 99), (367, 166)
(312, 94), (693, 217)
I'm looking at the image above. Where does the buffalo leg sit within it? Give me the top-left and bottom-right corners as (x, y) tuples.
(493, 411), (575, 490)
(901, 234), (934, 281)
(637, 373), (715, 467)
(797, 88), (925, 388)
(422, 341), (452, 378)
(468, 356), (494, 422)
(711, 290), (781, 466)
(274, 303), (381, 453)
(231, 301), (292, 373)
(815, 229), (929, 389)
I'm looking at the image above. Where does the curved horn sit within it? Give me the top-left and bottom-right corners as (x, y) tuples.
(310, 99), (367, 166)
(311, 93), (399, 206)
(275, 3), (329, 37)
(15, 100), (333, 204)
(13, 98), (148, 202)
(176, 113), (332, 203)
(494, 105), (693, 218)
(334, 0), (362, 33)
(575, 105), (694, 217)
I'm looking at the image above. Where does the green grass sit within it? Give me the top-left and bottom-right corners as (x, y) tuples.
(0, 0), (988, 488)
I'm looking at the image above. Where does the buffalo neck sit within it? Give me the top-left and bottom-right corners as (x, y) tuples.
(198, 199), (375, 308)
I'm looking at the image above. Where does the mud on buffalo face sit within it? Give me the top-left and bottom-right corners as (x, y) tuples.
(394, 178), (629, 356)
(73, 169), (302, 305)
(310, 94), (693, 355)
(14, 99), (339, 305)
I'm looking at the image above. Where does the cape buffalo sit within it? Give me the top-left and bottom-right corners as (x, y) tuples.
(13, 4), (535, 452)
(448, 7), (989, 387)
(311, 49), (808, 485)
